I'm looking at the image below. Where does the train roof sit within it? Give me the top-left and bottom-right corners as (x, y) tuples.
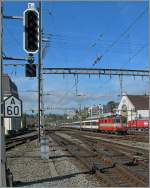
(82, 119), (99, 123)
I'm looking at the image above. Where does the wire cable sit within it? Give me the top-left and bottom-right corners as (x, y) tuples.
(93, 7), (148, 64)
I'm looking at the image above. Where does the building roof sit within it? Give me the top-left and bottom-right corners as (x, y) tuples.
(127, 95), (149, 110)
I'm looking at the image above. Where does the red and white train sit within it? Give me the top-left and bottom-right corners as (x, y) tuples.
(62, 114), (128, 134)
(61, 114), (149, 134)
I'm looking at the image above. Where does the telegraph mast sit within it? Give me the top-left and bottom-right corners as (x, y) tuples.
(0, 1), (6, 186)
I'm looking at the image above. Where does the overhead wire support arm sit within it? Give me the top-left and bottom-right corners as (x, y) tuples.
(3, 54), (35, 64)
(3, 56), (27, 61)
(3, 63), (26, 66)
(3, 15), (23, 20)
(42, 67), (149, 77)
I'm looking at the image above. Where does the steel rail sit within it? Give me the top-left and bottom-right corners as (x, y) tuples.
(6, 134), (38, 151)
(49, 132), (148, 187)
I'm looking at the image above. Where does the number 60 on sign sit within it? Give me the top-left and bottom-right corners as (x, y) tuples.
(4, 95), (22, 118)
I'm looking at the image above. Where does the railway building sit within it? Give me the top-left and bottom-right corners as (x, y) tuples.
(3, 74), (22, 134)
(117, 94), (149, 121)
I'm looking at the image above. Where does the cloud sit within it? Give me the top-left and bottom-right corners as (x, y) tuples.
(7, 72), (148, 114)
(20, 93), (38, 112)
(43, 90), (115, 107)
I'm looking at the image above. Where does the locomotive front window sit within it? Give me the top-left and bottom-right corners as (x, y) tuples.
(114, 118), (120, 123)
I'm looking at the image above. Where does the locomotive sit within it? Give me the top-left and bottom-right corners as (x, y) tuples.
(97, 115), (127, 134)
(127, 118), (149, 132)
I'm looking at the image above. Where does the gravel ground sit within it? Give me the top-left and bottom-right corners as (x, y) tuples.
(6, 135), (103, 187)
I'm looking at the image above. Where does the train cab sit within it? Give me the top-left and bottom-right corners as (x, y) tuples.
(98, 115), (127, 134)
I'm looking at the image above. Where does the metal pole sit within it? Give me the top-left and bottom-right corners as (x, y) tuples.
(38, 0), (42, 143)
(79, 104), (81, 131)
(41, 69), (44, 135)
(119, 75), (123, 97)
(148, 1), (150, 169)
(0, 1), (6, 186)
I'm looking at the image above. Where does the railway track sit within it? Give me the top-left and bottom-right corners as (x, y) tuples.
(6, 132), (38, 151)
(5, 129), (35, 140)
(48, 130), (148, 187)
(64, 130), (148, 166)
(67, 131), (148, 183)
(59, 127), (149, 142)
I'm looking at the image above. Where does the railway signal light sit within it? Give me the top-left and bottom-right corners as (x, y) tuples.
(23, 7), (39, 53)
(25, 64), (36, 77)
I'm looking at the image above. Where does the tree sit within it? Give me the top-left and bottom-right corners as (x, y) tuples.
(103, 101), (119, 113)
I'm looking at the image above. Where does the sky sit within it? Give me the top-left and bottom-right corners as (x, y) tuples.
(2, 1), (149, 115)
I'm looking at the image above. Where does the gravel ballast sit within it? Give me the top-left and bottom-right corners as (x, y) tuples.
(6, 135), (103, 187)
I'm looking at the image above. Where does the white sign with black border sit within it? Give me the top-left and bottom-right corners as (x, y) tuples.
(4, 95), (22, 118)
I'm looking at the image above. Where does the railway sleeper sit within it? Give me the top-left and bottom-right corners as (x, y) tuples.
(96, 154), (147, 186)
(115, 164), (147, 187)
(50, 132), (147, 187)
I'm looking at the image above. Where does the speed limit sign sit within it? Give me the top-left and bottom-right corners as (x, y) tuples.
(4, 95), (22, 118)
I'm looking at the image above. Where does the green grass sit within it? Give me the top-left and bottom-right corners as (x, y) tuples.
(95, 137), (104, 141)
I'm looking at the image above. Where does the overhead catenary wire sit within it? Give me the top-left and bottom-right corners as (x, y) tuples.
(53, 75), (81, 106)
(129, 43), (148, 62)
(103, 7), (148, 56)
(3, 4), (148, 112)
(92, 6), (148, 64)
(49, 35), (146, 50)
(44, 6), (148, 71)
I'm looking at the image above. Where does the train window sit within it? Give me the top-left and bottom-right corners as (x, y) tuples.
(139, 114), (142, 119)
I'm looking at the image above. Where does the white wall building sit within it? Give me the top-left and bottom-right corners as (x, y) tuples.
(118, 94), (149, 121)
